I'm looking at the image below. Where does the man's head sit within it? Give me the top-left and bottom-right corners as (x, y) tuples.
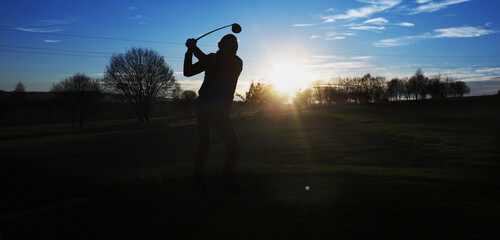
(218, 34), (238, 55)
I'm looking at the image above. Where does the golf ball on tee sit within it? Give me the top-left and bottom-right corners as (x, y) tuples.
(305, 186), (310, 191)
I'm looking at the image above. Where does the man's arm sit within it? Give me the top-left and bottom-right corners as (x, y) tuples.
(183, 39), (206, 77)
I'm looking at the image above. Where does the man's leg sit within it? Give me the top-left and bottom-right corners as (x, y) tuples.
(195, 106), (211, 186)
(214, 112), (241, 183)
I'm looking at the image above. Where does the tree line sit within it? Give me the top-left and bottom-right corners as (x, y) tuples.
(0, 47), (479, 129)
(0, 47), (200, 129)
(240, 69), (472, 111)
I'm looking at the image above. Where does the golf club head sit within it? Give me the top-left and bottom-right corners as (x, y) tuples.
(232, 23), (242, 34)
(196, 23), (242, 41)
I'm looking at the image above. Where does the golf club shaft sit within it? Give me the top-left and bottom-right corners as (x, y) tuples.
(196, 24), (232, 41)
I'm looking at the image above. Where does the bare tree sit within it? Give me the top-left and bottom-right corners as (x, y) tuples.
(169, 82), (183, 100)
(387, 78), (404, 101)
(451, 81), (471, 98)
(427, 75), (447, 99)
(51, 73), (102, 129)
(312, 80), (327, 106)
(408, 69), (429, 100)
(103, 47), (177, 123)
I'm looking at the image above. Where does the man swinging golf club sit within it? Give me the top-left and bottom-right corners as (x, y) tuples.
(184, 32), (243, 196)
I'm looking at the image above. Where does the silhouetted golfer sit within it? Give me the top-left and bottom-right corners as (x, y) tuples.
(184, 34), (243, 196)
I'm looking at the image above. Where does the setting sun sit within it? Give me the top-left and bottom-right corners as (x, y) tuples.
(269, 62), (315, 96)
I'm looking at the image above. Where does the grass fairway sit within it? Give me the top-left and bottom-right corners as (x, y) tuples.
(1, 96), (499, 239)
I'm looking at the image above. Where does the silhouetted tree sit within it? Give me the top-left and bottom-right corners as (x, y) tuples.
(242, 81), (266, 112)
(103, 47), (177, 123)
(442, 76), (455, 98)
(338, 77), (355, 103)
(369, 75), (387, 102)
(169, 82), (183, 100)
(240, 80), (287, 112)
(180, 90), (197, 116)
(293, 88), (313, 110)
(312, 80), (327, 106)
(451, 81), (470, 98)
(427, 75), (446, 99)
(408, 69), (429, 100)
(387, 78), (405, 101)
(263, 84), (288, 111)
(51, 73), (102, 129)
(182, 90), (197, 102)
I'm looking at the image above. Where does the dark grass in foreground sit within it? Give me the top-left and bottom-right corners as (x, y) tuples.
(1, 96), (499, 239)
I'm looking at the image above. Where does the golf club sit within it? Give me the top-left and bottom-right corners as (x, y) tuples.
(196, 23), (242, 41)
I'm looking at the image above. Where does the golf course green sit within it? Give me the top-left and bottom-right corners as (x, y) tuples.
(1, 96), (499, 239)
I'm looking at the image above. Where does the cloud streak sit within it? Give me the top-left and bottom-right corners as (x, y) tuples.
(411, 0), (471, 14)
(293, 23), (317, 27)
(374, 26), (497, 47)
(321, 0), (401, 22)
(33, 19), (73, 26)
(312, 32), (357, 40)
(364, 17), (389, 24)
(15, 27), (62, 33)
(130, 14), (150, 24)
(398, 22), (414, 27)
(350, 26), (386, 30)
(434, 26), (496, 37)
(43, 40), (61, 43)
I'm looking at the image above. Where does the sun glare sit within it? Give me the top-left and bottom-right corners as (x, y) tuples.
(269, 62), (314, 96)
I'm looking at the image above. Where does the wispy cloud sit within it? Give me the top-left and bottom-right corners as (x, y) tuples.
(475, 68), (500, 73)
(345, 17), (413, 31)
(350, 56), (373, 60)
(374, 26), (497, 47)
(293, 23), (316, 27)
(350, 26), (386, 30)
(434, 26), (496, 37)
(312, 32), (356, 40)
(342, 32), (357, 36)
(398, 22), (414, 27)
(15, 27), (62, 33)
(130, 14), (150, 24)
(14, 18), (72, 34)
(33, 19), (73, 26)
(326, 36), (346, 40)
(325, 32), (347, 40)
(131, 15), (147, 20)
(375, 38), (410, 47)
(43, 39), (61, 43)
(411, 0), (471, 14)
(363, 17), (389, 24)
(321, 0), (401, 22)
(129, 6), (138, 10)
(416, 0), (432, 3)
(311, 55), (347, 61)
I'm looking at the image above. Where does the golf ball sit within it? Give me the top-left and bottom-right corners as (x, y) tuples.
(305, 186), (310, 191)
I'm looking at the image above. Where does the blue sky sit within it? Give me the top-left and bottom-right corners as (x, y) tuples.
(1, 0), (499, 96)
